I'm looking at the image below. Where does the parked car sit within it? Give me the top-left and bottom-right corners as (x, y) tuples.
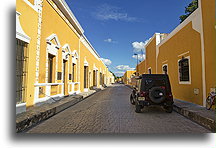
(130, 74), (174, 113)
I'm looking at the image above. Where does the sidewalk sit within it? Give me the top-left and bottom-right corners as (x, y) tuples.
(173, 99), (215, 132)
(16, 89), (99, 133)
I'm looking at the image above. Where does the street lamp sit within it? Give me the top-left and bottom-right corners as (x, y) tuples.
(134, 53), (139, 76)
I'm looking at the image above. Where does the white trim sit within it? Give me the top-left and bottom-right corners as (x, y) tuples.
(80, 35), (101, 61)
(34, 83), (64, 87)
(16, 103), (26, 114)
(16, 102), (26, 108)
(68, 82), (80, 85)
(84, 88), (89, 92)
(62, 44), (71, 60)
(46, 34), (61, 49)
(199, 0), (207, 106)
(178, 56), (192, 85)
(145, 34), (156, 48)
(72, 50), (79, 59)
(23, 0), (38, 12)
(162, 60), (168, 64)
(93, 64), (98, 70)
(34, 94), (64, 104)
(84, 57), (89, 66)
(178, 51), (190, 57)
(16, 11), (31, 43)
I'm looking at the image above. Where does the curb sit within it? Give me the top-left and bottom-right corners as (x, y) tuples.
(173, 104), (215, 132)
(16, 89), (102, 133)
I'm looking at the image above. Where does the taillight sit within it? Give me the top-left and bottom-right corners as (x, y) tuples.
(161, 86), (166, 89)
(140, 91), (147, 97)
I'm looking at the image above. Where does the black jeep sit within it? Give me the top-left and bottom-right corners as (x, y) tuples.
(130, 74), (174, 113)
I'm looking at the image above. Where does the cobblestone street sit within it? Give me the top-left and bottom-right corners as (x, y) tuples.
(26, 84), (210, 134)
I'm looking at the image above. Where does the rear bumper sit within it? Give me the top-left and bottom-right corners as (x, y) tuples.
(138, 99), (174, 106)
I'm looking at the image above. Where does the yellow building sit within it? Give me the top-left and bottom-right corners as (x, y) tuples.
(136, 0), (215, 106)
(136, 60), (145, 75)
(122, 71), (136, 85)
(16, 0), (114, 113)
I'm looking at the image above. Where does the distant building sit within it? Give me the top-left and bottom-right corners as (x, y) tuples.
(122, 71), (136, 85)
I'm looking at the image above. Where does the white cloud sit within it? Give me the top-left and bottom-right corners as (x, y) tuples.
(114, 71), (125, 77)
(116, 65), (135, 71)
(132, 38), (151, 53)
(104, 38), (117, 43)
(132, 54), (146, 61)
(93, 4), (140, 22)
(101, 58), (112, 66)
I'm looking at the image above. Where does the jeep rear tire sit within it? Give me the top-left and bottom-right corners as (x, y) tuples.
(164, 106), (173, 113)
(130, 94), (135, 105)
(135, 102), (142, 113)
(149, 87), (166, 104)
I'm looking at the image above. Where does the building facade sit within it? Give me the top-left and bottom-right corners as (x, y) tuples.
(122, 71), (136, 85)
(16, 0), (114, 114)
(136, 0), (215, 106)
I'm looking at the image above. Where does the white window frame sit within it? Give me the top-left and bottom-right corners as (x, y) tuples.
(178, 56), (191, 85)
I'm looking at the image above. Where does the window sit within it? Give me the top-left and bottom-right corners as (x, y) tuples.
(148, 68), (152, 74)
(48, 54), (54, 83)
(163, 65), (168, 74)
(72, 63), (76, 82)
(84, 66), (88, 88)
(16, 39), (28, 104)
(179, 58), (190, 82)
(100, 72), (103, 85)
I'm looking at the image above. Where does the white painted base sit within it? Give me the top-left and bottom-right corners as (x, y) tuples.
(84, 88), (89, 92)
(16, 103), (26, 115)
(34, 94), (64, 104)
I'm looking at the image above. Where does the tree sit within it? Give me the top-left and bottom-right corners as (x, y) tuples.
(180, 0), (198, 23)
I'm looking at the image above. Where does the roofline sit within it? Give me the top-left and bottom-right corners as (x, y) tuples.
(53, 0), (84, 35)
(158, 7), (200, 47)
(144, 33), (159, 48)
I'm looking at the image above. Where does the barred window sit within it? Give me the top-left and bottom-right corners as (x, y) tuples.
(163, 65), (168, 74)
(48, 54), (55, 83)
(148, 68), (152, 74)
(179, 58), (190, 82)
(16, 39), (28, 104)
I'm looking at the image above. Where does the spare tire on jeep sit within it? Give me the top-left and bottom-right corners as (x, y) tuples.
(149, 87), (166, 104)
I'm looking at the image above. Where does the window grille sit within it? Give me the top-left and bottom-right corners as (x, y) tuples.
(16, 39), (28, 104)
(179, 58), (190, 82)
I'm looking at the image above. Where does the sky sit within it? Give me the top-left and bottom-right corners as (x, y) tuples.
(65, 0), (192, 77)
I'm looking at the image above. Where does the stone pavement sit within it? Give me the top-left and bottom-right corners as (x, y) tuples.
(25, 84), (210, 134)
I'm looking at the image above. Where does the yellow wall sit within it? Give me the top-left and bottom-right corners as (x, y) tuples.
(146, 36), (156, 74)
(158, 22), (203, 105)
(79, 41), (108, 92)
(16, 0), (38, 106)
(122, 71), (136, 85)
(136, 60), (146, 75)
(201, 0), (216, 97)
(39, 0), (80, 85)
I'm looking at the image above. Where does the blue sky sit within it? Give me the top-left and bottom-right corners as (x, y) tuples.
(65, 0), (192, 76)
